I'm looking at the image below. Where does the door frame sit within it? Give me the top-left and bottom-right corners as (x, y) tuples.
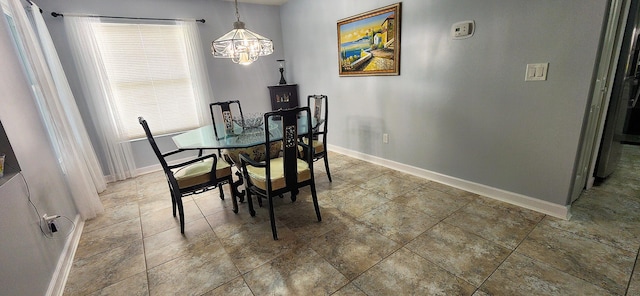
(570, 0), (632, 203)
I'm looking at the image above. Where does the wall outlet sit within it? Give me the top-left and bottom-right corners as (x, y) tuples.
(383, 133), (389, 144)
(42, 214), (59, 234)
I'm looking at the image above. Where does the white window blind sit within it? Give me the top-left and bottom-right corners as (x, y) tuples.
(92, 22), (200, 139)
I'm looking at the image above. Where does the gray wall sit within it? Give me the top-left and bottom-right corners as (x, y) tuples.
(39, 0), (608, 205)
(39, 0), (285, 174)
(0, 10), (78, 295)
(281, 0), (608, 206)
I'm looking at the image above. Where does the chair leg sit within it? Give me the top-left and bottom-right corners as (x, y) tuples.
(169, 183), (177, 217)
(176, 196), (185, 234)
(229, 180), (238, 214)
(310, 183), (322, 222)
(323, 154), (332, 182)
(218, 185), (225, 200)
(234, 171), (245, 203)
(247, 190), (256, 216)
(268, 194), (278, 240)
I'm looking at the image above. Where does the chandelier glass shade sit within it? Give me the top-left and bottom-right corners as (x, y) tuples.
(211, 0), (274, 65)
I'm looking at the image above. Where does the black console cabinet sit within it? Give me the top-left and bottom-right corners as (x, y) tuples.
(268, 84), (299, 111)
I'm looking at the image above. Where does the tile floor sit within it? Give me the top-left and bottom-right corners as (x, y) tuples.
(63, 146), (640, 295)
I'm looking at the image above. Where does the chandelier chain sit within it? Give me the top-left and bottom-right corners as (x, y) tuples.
(235, 0), (240, 22)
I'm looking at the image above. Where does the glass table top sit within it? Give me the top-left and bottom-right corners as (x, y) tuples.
(172, 116), (313, 150)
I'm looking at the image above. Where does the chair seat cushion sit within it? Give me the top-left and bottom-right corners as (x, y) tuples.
(223, 141), (282, 166)
(300, 138), (324, 154)
(173, 158), (232, 189)
(246, 157), (311, 191)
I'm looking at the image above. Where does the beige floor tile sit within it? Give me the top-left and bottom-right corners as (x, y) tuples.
(393, 186), (474, 220)
(473, 195), (545, 223)
(443, 199), (540, 249)
(66, 147), (640, 295)
(101, 178), (137, 196)
(331, 282), (368, 296)
(594, 172), (640, 197)
(205, 207), (262, 239)
(406, 222), (511, 287)
(217, 216), (302, 273)
(83, 201), (140, 233)
(275, 201), (341, 241)
(143, 217), (216, 269)
(358, 173), (422, 199)
(147, 239), (239, 296)
(516, 224), (635, 295)
(541, 202), (640, 253)
(322, 186), (390, 219)
(193, 190), (236, 216)
(353, 247), (476, 295)
(99, 191), (141, 210)
(136, 181), (170, 201)
(628, 256), (640, 296)
(244, 246), (349, 295)
(423, 181), (478, 198)
(332, 161), (388, 183)
(74, 218), (142, 260)
(479, 253), (614, 295)
(137, 191), (178, 214)
(64, 241), (146, 295)
(134, 171), (164, 187)
(307, 174), (359, 197)
(388, 170), (435, 188)
(88, 271), (149, 296)
(309, 222), (400, 279)
(356, 201), (440, 244)
(139, 199), (203, 237)
(200, 276), (253, 296)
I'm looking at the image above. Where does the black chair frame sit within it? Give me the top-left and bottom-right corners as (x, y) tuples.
(304, 94), (331, 182)
(209, 100), (251, 202)
(239, 107), (322, 240)
(209, 100), (245, 140)
(139, 117), (236, 233)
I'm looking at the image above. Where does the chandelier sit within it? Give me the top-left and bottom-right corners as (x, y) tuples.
(211, 0), (274, 65)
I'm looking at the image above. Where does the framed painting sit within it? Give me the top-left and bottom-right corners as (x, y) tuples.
(337, 3), (401, 76)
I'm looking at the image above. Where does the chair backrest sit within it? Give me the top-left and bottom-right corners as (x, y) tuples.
(138, 117), (170, 172)
(307, 95), (328, 135)
(264, 107), (314, 190)
(210, 100), (245, 139)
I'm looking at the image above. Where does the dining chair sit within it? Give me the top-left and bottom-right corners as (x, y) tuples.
(239, 107), (322, 240)
(209, 100), (245, 140)
(138, 117), (236, 233)
(300, 94), (331, 182)
(210, 100), (282, 167)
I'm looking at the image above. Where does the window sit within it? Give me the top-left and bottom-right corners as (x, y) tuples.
(92, 22), (201, 139)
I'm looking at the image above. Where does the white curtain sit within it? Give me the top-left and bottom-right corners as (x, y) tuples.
(6, 0), (105, 219)
(63, 16), (137, 181)
(180, 20), (215, 124)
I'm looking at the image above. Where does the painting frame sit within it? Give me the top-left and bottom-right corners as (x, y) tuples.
(337, 3), (401, 77)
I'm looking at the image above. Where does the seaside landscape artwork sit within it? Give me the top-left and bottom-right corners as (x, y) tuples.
(337, 3), (401, 76)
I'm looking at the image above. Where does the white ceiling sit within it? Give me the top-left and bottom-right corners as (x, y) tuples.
(224, 0), (288, 6)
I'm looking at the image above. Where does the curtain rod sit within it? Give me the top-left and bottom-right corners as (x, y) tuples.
(23, 0), (43, 13)
(50, 12), (205, 23)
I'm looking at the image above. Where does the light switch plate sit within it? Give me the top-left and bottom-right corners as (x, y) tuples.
(525, 63), (548, 81)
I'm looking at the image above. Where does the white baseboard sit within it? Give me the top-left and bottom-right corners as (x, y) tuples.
(328, 144), (571, 220)
(46, 214), (85, 296)
(135, 162), (163, 176)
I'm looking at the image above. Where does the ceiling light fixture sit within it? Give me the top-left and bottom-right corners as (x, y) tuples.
(211, 0), (274, 65)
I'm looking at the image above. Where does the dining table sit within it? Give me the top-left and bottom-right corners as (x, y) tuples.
(171, 114), (315, 201)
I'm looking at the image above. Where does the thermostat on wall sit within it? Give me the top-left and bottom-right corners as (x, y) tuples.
(451, 20), (475, 39)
